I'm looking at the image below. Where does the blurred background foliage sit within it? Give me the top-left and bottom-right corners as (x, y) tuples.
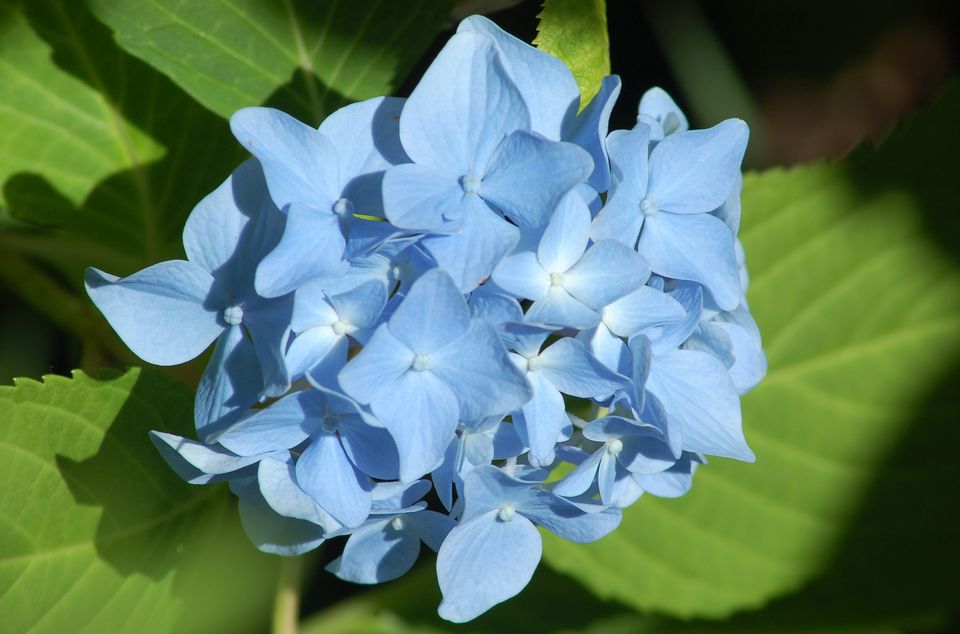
(1, 0), (958, 632)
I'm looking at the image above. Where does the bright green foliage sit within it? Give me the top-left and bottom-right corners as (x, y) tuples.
(0, 3), (163, 209)
(0, 368), (278, 634)
(534, 0), (610, 107)
(542, 85), (960, 619)
(88, 0), (451, 122)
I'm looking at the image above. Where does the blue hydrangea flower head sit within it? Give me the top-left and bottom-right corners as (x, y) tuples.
(86, 14), (766, 624)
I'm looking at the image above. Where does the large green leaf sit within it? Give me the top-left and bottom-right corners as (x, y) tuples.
(0, 368), (278, 633)
(541, 85), (960, 618)
(0, 2), (163, 209)
(533, 0), (609, 106)
(0, 0), (247, 279)
(88, 0), (452, 122)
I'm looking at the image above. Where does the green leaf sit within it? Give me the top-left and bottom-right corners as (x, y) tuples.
(541, 84), (960, 619)
(0, 3), (164, 209)
(0, 368), (278, 633)
(533, 0), (610, 106)
(0, 0), (246, 279)
(87, 0), (452, 123)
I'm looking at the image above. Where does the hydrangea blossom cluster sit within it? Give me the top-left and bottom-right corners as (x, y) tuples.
(85, 16), (765, 622)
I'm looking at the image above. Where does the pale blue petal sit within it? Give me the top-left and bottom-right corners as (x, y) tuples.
(564, 75), (621, 191)
(407, 510), (457, 552)
(431, 320), (533, 421)
(603, 286), (684, 337)
(607, 460), (646, 507)
(552, 448), (603, 498)
(318, 96), (408, 180)
(258, 458), (341, 530)
(437, 510), (542, 623)
(182, 159), (260, 275)
(149, 431), (260, 484)
(338, 325), (414, 405)
(85, 262), (219, 366)
(536, 191), (591, 274)
(526, 286), (599, 329)
(647, 349), (754, 461)
(563, 240), (649, 309)
(647, 119), (748, 214)
(589, 189), (644, 247)
(383, 163), (463, 231)
(638, 87), (688, 137)
(254, 204), (347, 298)
(492, 421), (526, 458)
(652, 281), (704, 353)
(290, 280), (338, 332)
(458, 15), (578, 139)
(371, 480), (432, 514)
(371, 370), (459, 482)
(468, 283), (524, 325)
(491, 250), (550, 301)
(607, 124), (650, 200)
(284, 327), (346, 380)
(480, 132), (593, 229)
(685, 322), (736, 368)
(517, 372), (567, 466)
(214, 390), (320, 455)
(432, 437), (462, 511)
(578, 323), (629, 374)
(234, 476), (326, 556)
(328, 518), (420, 583)
(230, 107), (338, 209)
(538, 337), (627, 398)
(327, 279), (388, 330)
(520, 491), (622, 543)
(400, 31), (529, 172)
(388, 269), (470, 353)
(195, 325), (261, 440)
(597, 452), (617, 504)
(639, 212), (740, 310)
(715, 321), (767, 394)
(296, 433), (372, 527)
(420, 196), (520, 292)
(244, 298), (293, 398)
(340, 418), (400, 481)
(634, 453), (703, 498)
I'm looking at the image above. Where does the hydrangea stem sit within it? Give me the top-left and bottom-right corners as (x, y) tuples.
(272, 556), (304, 634)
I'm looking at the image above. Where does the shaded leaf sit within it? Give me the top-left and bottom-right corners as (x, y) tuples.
(541, 84), (960, 618)
(88, 0), (452, 123)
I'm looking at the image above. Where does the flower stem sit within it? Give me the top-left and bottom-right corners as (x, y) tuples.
(272, 556), (304, 634)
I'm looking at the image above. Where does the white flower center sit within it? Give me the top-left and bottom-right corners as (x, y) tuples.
(526, 355), (544, 372)
(639, 196), (659, 217)
(606, 439), (624, 456)
(498, 503), (516, 522)
(332, 320), (351, 336)
(550, 272), (566, 287)
(320, 415), (339, 434)
(390, 516), (405, 531)
(333, 198), (354, 216)
(412, 354), (431, 372)
(223, 304), (244, 326)
(461, 173), (482, 194)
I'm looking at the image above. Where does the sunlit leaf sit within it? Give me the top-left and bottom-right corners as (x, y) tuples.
(0, 368), (277, 634)
(534, 0), (609, 106)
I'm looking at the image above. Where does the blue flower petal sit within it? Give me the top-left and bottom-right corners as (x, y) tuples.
(480, 131), (593, 229)
(437, 510), (542, 623)
(85, 262), (219, 366)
